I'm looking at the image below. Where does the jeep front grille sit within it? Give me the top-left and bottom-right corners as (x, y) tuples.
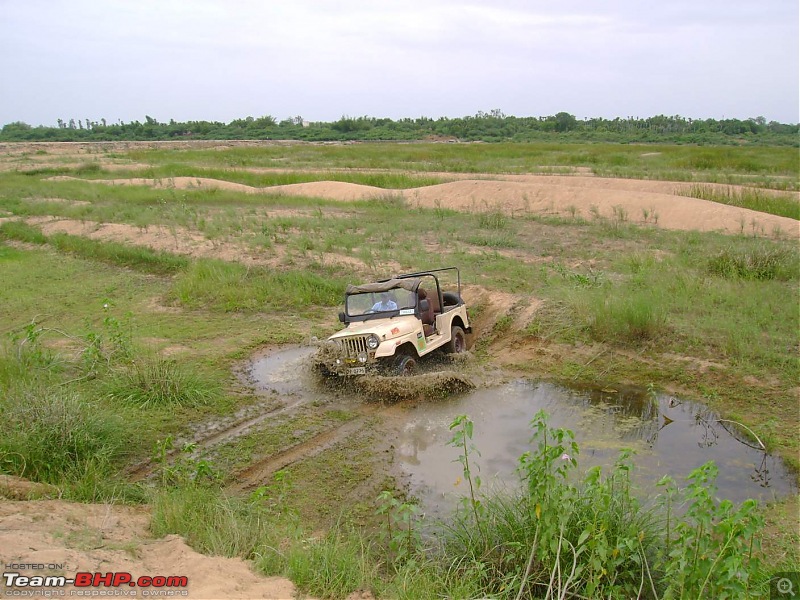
(340, 335), (370, 359)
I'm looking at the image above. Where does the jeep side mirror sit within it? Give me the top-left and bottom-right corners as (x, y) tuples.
(338, 311), (345, 323)
(419, 299), (429, 312)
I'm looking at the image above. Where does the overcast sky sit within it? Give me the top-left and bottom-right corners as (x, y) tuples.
(1, 0), (798, 126)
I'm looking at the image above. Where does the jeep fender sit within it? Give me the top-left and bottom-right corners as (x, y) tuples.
(374, 332), (422, 358)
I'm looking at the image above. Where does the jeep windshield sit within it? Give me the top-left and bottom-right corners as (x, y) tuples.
(345, 287), (417, 317)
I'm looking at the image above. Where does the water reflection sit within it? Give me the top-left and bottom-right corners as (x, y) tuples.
(396, 379), (795, 513)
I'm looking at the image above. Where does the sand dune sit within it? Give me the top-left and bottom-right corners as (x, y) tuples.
(46, 174), (799, 238)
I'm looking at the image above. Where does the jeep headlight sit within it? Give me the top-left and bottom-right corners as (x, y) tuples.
(367, 334), (380, 350)
(357, 351), (368, 363)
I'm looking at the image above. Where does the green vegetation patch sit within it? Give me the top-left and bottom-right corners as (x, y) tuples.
(104, 357), (219, 409)
(707, 243), (799, 280)
(0, 379), (129, 483)
(170, 261), (347, 312)
(679, 184), (800, 219)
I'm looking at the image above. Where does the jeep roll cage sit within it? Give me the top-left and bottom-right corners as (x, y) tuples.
(338, 267), (463, 325)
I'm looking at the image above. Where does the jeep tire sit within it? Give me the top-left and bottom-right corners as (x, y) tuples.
(394, 354), (417, 376)
(445, 325), (466, 354)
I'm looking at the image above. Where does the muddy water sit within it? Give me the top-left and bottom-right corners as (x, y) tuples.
(395, 380), (797, 514)
(248, 347), (796, 516)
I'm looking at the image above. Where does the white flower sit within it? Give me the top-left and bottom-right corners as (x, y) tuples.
(560, 453), (571, 461)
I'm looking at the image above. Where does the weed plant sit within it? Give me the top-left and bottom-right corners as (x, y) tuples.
(434, 413), (765, 598)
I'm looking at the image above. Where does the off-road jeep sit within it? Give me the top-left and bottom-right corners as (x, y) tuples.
(318, 267), (472, 376)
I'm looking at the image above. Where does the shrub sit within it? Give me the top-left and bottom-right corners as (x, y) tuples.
(440, 412), (765, 599)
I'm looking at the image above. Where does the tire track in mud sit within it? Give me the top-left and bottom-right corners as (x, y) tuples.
(228, 404), (383, 492)
(125, 346), (325, 482)
(125, 345), (480, 488)
(124, 395), (309, 482)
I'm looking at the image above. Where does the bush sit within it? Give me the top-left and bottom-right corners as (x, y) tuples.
(439, 412), (765, 599)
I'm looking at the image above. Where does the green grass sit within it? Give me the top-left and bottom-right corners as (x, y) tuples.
(72, 164), (447, 190)
(149, 414), (774, 599)
(707, 243), (799, 280)
(104, 357), (219, 409)
(170, 261), (348, 312)
(119, 143), (799, 189)
(0, 221), (189, 274)
(0, 378), (129, 483)
(679, 183), (800, 219)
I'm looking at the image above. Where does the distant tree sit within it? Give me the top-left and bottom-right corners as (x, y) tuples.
(554, 112), (578, 132)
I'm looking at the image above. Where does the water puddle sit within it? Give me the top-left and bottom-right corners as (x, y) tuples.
(396, 379), (796, 514)
(245, 346), (796, 515)
(248, 345), (321, 396)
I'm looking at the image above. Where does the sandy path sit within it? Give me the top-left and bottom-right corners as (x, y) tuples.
(46, 175), (799, 239)
(0, 499), (311, 599)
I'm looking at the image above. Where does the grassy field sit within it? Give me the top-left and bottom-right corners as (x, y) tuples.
(0, 141), (797, 598)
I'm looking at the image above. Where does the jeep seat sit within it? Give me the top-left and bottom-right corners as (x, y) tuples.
(418, 288), (436, 336)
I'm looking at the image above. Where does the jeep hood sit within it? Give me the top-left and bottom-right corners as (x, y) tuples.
(328, 315), (419, 342)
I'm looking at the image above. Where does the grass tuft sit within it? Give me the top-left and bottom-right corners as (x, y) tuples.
(588, 293), (668, 343)
(171, 261), (346, 312)
(0, 384), (128, 483)
(0, 220), (48, 244)
(49, 233), (189, 274)
(680, 184), (799, 219)
(708, 244), (798, 281)
(105, 357), (218, 409)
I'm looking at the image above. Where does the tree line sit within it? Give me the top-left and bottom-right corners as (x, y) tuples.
(1, 110), (797, 145)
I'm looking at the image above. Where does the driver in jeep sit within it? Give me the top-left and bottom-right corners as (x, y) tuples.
(370, 292), (397, 312)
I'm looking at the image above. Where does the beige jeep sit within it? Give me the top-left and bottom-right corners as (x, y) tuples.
(319, 267), (472, 376)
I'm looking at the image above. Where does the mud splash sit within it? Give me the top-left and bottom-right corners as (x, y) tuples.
(395, 380), (797, 514)
(353, 372), (475, 402)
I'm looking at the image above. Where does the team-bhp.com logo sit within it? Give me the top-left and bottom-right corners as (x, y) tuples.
(3, 571), (188, 597)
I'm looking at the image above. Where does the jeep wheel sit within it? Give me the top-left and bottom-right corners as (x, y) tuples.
(394, 354), (416, 376)
(446, 325), (466, 354)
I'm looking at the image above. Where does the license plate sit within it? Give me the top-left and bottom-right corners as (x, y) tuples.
(348, 367), (366, 375)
